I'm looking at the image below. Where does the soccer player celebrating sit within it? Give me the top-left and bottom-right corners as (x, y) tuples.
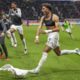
(29, 3), (80, 73)
(61, 20), (73, 39)
(8, 2), (27, 54)
(0, 3), (80, 77)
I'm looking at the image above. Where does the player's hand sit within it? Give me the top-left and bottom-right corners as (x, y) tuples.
(39, 29), (46, 34)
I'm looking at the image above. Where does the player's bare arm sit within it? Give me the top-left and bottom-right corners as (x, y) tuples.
(35, 16), (44, 43)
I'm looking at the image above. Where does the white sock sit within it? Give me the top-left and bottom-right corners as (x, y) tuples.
(61, 49), (76, 55)
(7, 30), (11, 37)
(10, 36), (14, 46)
(11, 33), (17, 45)
(34, 52), (48, 72)
(22, 38), (27, 49)
(11, 33), (17, 44)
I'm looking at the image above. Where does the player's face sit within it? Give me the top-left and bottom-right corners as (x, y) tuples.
(42, 6), (49, 15)
(11, 3), (17, 9)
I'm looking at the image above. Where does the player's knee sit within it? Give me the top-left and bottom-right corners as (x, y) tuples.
(43, 49), (49, 53)
(10, 28), (15, 33)
(55, 51), (61, 56)
(20, 34), (24, 40)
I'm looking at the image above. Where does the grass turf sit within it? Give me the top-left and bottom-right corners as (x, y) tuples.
(0, 24), (80, 80)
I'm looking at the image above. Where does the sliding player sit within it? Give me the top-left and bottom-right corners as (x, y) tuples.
(0, 3), (80, 77)
(29, 3), (80, 73)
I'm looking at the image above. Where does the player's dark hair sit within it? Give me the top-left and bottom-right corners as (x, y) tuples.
(11, 2), (17, 5)
(42, 3), (52, 12)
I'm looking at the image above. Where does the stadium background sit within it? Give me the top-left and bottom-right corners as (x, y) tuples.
(0, 0), (80, 20)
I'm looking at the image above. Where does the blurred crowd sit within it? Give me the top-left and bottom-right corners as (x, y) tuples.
(0, 0), (80, 20)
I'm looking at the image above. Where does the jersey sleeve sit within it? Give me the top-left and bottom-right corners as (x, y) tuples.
(15, 8), (22, 17)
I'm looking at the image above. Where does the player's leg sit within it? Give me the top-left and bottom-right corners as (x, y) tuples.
(66, 28), (73, 39)
(61, 48), (80, 55)
(0, 47), (3, 58)
(68, 32), (74, 39)
(29, 45), (52, 73)
(54, 47), (80, 56)
(53, 32), (79, 55)
(0, 47), (3, 55)
(1, 44), (8, 59)
(6, 25), (17, 38)
(6, 25), (17, 47)
(53, 47), (61, 56)
(10, 33), (15, 47)
(10, 33), (17, 47)
(29, 33), (55, 73)
(35, 46), (52, 72)
(17, 25), (27, 54)
(0, 36), (9, 60)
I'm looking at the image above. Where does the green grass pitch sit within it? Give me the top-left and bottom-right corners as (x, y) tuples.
(0, 24), (80, 80)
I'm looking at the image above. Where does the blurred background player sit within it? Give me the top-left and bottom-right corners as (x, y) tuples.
(0, 12), (9, 60)
(61, 20), (73, 39)
(8, 2), (27, 54)
(2, 13), (17, 47)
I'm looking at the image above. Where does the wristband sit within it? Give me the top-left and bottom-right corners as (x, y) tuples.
(44, 30), (53, 33)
